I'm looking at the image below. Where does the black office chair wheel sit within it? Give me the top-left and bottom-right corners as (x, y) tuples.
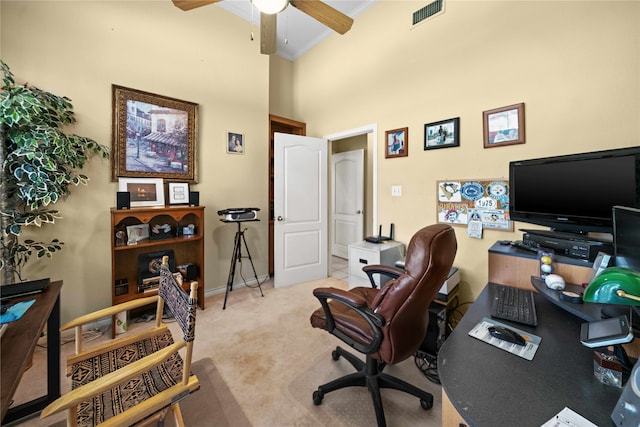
(331, 349), (340, 361)
(312, 389), (324, 405)
(420, 396), (433, 410)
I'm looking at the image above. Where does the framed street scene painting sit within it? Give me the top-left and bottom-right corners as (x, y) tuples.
(112, 85), (198, 182)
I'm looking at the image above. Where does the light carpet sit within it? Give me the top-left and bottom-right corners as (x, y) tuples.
(191, 277), (442, 427)
(11, 277), (442, 426)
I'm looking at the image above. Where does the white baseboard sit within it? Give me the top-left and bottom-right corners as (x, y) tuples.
(204, 274), (271, 298)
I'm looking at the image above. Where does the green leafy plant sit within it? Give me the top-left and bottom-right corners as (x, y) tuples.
(0, 60), (109, 284)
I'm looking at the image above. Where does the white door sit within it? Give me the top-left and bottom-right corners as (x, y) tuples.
(331, 149), (364, 258)
(274, 133), (328, 288)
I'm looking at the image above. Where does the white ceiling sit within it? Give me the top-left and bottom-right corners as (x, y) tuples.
(215, 0), (378, 61)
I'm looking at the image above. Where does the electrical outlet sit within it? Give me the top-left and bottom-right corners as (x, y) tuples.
(392, 185), (402, 197)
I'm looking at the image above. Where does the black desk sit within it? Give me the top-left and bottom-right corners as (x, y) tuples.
(1, 281), (61, 424)
(438, 282), (621, 427)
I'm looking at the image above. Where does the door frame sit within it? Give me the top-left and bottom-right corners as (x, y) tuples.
(325, 123), (378, 247)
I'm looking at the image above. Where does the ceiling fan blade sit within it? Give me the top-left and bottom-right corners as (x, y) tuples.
(172, 0), (222, 11)
(290, 0), (353, 35)
(261, 12), (277, 55)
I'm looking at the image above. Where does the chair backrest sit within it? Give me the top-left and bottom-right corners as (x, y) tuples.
(370, 223), (457, 364)
(158, 258), (197, 343)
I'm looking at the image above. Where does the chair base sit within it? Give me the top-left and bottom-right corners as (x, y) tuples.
(312, 346), (433, 427)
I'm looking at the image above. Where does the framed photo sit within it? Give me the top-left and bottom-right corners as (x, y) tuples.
(111, 85), (198, 182)
(118, 178), (165, 207)
(226, 132), (244, 154)
(483, 103), (525, 148)
(385, 127), (408, 159)
(126, 223), (150, 245)
(168, 182), (189, 205)
(424, 117), (460, 150)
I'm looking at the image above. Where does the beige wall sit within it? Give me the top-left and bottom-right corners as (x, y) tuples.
(2, 1), (639, 321)
(290, 1), (640, 302)
(269, 56), (296, 119)
(1, 0), (270, 321)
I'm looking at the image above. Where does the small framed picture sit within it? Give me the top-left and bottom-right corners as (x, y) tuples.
(168, 182), (189, 205)
(385, 127), (408, 159)
(118, 178), (165, 207)
(227, 132), (244, 154)
(126, 224), (150, 245)
(483, 103), (525, 148)
(424, 118), (460, 150)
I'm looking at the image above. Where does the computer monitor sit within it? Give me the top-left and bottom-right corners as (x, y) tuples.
(613, 206), (640, 272)
(596, 206), (640, 324)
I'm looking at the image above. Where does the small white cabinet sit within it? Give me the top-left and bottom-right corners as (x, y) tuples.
(348, 240), (405, 288)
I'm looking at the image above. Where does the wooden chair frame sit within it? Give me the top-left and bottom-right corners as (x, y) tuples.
(41, 257), (199, 427)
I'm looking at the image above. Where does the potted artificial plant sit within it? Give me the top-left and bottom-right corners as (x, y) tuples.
(0, 60), (109, 285)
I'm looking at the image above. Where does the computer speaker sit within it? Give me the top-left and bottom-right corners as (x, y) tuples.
(116, 192), (130, 210)
(189, 191), (199, 206)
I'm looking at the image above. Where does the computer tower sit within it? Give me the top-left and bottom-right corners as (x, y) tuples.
(420, 302), (447, 357)
(611, 359), (640, 426)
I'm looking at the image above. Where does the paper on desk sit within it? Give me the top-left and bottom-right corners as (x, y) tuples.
(540, 407), (598, 427)
(0, 300), (36, 324)
(468, 317), (541, 360)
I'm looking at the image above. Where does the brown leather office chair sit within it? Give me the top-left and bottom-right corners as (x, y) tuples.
(310, 224), (457, 427)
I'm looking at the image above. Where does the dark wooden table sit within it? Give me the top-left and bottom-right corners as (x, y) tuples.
(438, 282), (621, 426)
(1, 281), (62, 424)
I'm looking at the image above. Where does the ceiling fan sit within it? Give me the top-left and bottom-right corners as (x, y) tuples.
(172, 0), (354, 55)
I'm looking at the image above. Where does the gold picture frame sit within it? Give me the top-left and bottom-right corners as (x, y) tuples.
(112, 85), (198, 182)
(226, 132), (245, 154)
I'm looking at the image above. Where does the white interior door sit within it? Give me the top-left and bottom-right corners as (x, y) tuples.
(274, 133), (328, 288)
(331, 149), (364, 258)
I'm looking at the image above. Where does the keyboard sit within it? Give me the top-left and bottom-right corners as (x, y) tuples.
(491, 284), (538, 326)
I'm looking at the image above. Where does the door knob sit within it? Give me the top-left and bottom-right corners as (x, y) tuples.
(356, 210), (362, 214)
(277, 216), (283, 221)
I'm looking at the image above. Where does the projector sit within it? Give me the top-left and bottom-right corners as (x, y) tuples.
(217, 207), (260, 222)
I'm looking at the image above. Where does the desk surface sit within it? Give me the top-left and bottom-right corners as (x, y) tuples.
(438, 282), (620, 427)
(1, 281), (62, 420)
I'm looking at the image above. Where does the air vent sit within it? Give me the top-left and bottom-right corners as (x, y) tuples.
(413, 0), (444, 26)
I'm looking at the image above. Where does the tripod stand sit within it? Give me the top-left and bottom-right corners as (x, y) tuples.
(222, 220), (263, 309)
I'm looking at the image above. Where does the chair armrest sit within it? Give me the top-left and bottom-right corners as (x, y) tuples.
(313, 287), (368, 307)
(362, 264), (403, 289)
(41, 340), (186, 418)
(313, 287), (384, 354)
(61, 296), (159, 331)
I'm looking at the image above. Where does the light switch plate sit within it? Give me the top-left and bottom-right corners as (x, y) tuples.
(392, 185), (402, 197)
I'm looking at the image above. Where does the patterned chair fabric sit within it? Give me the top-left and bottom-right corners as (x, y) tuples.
(56, 261), (198, 426)
(71, 331), (182, 426)
(159, 266), (197, 342)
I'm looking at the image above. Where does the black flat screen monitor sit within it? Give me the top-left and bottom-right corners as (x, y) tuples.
(509, 147), (640, 234)
(613, 206), (640, 272)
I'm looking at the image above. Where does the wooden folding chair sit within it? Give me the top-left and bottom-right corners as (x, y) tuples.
(41, 256), (199, 426)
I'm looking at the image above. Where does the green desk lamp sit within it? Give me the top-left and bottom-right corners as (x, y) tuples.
(583, 267), (640, 306)
(583, 266), (640, 374)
